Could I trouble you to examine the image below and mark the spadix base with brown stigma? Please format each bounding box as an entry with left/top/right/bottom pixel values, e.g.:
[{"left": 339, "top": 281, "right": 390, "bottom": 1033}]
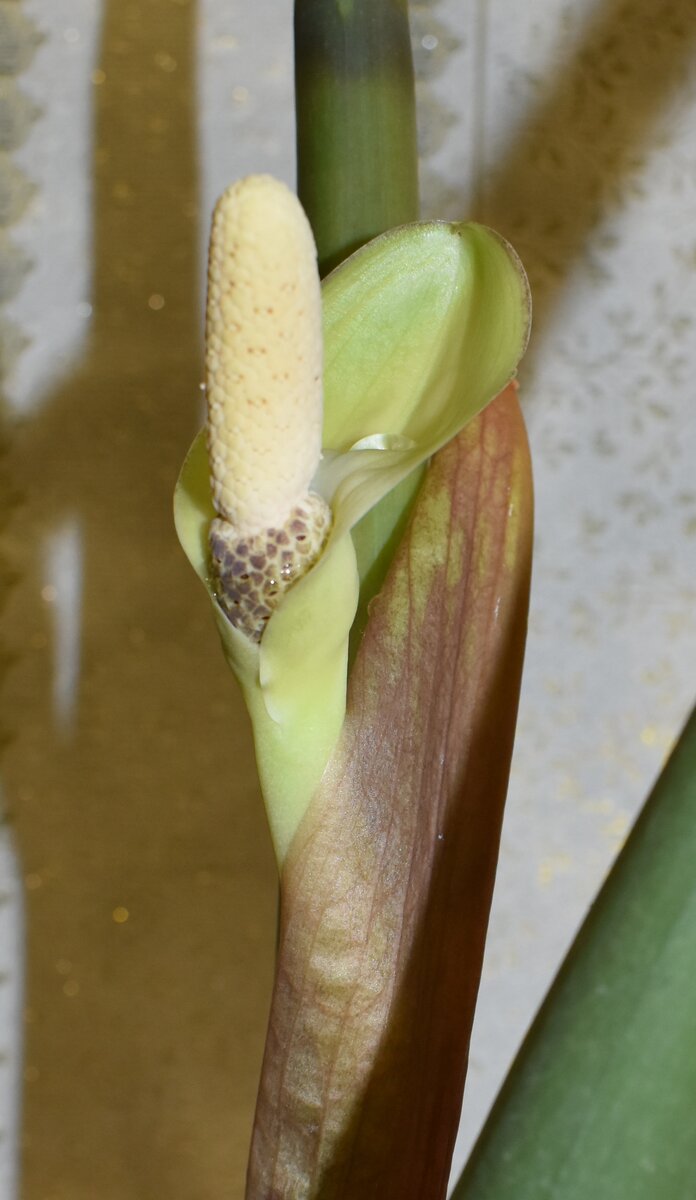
[
  {"left": 209, "top": 494, "right": 331, "bottom": 642},
  {"left": 205, "top": 174, "right": 332, "bottom": 642}
]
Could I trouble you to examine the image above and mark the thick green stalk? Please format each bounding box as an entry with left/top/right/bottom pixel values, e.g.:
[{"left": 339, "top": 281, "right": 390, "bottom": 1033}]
[
  {"left": 294, "top": 0, "right": 419, "bottom": 275},
  {"left": 295, "top": 0, "right": 423, "bottom": 654},
  {"left": 452, "top": 705, "right": 696, "bottom": 1200}
]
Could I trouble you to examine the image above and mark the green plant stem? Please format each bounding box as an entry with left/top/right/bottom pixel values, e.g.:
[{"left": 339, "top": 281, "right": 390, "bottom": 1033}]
[
  {"left": 452, "top": 704, "right": 696, "bottom": 1200},
  {"left": 295, "top": 0, "right": 423, "bottom": 655},
  {"left": 294, "top": 0, "right": 419, "bottom": 276}
]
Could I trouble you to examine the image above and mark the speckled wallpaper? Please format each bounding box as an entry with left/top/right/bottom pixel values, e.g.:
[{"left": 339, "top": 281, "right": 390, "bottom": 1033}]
[{"left": 0, "top": 1, "right": 695, "bottom": 1197}]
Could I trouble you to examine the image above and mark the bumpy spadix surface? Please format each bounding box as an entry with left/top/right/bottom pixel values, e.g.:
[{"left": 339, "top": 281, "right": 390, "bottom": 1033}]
[
  {"left": 205, "top": 176, "right": 332, "bottom": 641},
  {"left": 205, "top": 175, "right": 324, "bottom": 534}
]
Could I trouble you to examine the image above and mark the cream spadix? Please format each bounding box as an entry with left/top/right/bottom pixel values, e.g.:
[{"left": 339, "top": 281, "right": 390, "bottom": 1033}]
[{"left": 205, "top": 175, "right": 332, "bottom": 642}]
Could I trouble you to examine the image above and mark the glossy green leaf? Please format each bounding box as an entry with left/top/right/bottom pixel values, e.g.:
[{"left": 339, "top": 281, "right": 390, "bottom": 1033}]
[{"left": 452, "top": 705, "right": 696, "bottom": 1200}]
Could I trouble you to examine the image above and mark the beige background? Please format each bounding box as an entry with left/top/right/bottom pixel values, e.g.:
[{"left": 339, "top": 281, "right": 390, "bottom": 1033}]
[{"left": 1, "top": 0, "right": 695, "bottom": 1197}]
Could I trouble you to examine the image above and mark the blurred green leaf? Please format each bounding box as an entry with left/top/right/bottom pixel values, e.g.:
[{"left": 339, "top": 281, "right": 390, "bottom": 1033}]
[{"left": 452, "top": 705, "right": 696, "bottom": 1200}]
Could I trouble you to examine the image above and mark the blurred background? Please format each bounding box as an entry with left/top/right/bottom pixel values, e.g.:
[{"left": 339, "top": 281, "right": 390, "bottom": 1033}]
[{"left": 0, "top": 0, "right": 694, "bottom": 1196}]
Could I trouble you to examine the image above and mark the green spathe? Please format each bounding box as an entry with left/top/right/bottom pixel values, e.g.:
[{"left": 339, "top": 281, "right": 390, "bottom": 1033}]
[{"left": 174, "top": 220, "right": 530, "bottom": 863}]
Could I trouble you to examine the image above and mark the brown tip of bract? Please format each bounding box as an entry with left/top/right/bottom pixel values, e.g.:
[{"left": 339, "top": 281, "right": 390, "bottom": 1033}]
[{"left": 245, "top": 387, "right": 533, "bottom": 1199}]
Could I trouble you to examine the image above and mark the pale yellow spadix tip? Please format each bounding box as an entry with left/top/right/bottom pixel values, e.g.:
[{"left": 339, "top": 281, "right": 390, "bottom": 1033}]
[{"left": 205, "top": 175, "right": 323, "bottom": 535}]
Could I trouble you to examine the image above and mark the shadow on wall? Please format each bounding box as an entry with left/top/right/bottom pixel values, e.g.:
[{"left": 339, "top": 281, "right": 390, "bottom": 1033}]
[
  {"left": 486, "top": 0, "right": 696, "bottom": 356},
  {"left": 2, "top": 2, "right": 276, "bottom": 1198},
  {"left": 424, "top": 0, "right": 696, "bottom": 365}
]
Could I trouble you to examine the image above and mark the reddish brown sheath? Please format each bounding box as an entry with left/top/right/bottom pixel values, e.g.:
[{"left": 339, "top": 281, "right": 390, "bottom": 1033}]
[{"left": 247, "top": 384, "right": 533, "bottom": 1200}]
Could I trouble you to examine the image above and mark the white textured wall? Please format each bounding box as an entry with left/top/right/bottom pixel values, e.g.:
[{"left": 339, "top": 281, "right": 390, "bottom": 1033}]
[{"left": 1, "top": 0, "right": 694, "bottom": 1195}]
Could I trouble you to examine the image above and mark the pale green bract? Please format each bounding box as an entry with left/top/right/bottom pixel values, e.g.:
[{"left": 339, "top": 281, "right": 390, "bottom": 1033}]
[{"left": 174, "top": 220, "right": 530, "bottom": 863}]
